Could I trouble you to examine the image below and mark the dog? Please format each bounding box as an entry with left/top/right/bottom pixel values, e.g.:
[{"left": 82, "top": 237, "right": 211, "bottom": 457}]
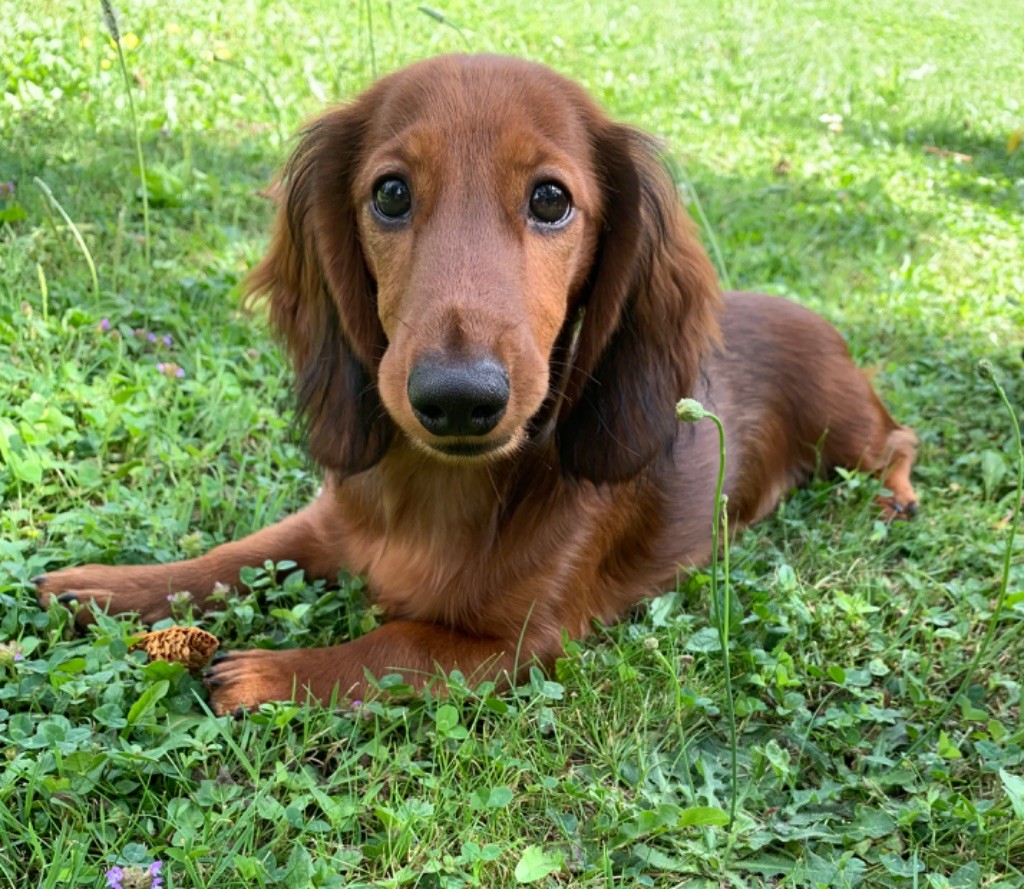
[{"left": 36, "top": 55, "right": 918, "bottom": 715}]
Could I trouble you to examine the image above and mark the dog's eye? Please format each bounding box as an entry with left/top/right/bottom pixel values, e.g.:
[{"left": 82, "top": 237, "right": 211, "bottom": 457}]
[
  {"left": 373, "top": 177, "right": 412, "bottom": 220},
  {"left": 529, "top": 181, "right": 572, "bottom": 226}
]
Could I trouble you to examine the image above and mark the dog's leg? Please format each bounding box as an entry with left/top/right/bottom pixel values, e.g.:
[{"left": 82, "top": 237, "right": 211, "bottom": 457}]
[
  {"left": 203, "top": 620, "right": 554, "bottom": 715},
  {"left": 35, "top": 497, "right": 346, "bottom": 623},
  {"left": 822, "top": 380, "right": 919, "bottom": 520},
  {"left": 866, "top": 423, "right": 919, "bottom": 520}
]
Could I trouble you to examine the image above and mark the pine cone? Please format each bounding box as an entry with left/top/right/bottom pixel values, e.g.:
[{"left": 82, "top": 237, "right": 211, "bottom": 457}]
[{"left": 130, "top": 626, "right": 219, "bottom": 672}]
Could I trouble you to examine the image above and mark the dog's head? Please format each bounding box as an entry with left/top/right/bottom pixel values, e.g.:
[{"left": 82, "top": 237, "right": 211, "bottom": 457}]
[{"left": 246, "top": 54, "right": 720, "bottom": 482}]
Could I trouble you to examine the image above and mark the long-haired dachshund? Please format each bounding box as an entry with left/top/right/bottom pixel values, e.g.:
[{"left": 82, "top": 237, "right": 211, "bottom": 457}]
[{"left": 36, "top": 55, "right": 918, "bottom": 714}]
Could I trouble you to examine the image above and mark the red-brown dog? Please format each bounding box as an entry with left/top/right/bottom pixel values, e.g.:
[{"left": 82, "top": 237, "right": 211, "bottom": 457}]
[{"left": 37, "top": 55, "right": 918, "bottom": 714}]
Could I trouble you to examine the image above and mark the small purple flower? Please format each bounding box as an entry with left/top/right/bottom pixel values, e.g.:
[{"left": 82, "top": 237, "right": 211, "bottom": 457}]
[
  {"left": 156, "top": 362, "right": 186, "bottom": 379},
  {"left": 99, "top": 317, "right": 111, "bottom": 332},
  {"left": 0, "top": 181, "right": 14, "bottom": 199},
  {"left": 0, "top": 641, "right": 24, "bottom": 664},
  {"left": 162, "top": 334, "right": 173, "bottom": 346},
  {"left": 166, "top": 590, "right": 193, "bottom": 611},
  {"left": 147, "top": 332, "right": 157, "bottom": 343},
  {"left": 105, "top": 861, "right": 163, "bottom": 889}
]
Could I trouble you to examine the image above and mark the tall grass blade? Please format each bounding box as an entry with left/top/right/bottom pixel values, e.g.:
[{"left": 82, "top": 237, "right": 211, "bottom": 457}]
[{"left": 32, "top": 177, "right": 99, "bottom": 297}]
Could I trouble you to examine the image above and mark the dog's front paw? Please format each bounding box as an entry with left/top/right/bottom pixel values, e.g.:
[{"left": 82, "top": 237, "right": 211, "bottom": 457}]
[
  {"left": 34, "top": 568, "right": 174, "bottom": 624},
  {"left": 203, "top": 650, "right": 304, "bottom": 716},
  {"left": 876, "top": 493, "right": 920, "bottom": 523},
  {"left": 203, "top": 649, "right": 360, "bottom": 715}
]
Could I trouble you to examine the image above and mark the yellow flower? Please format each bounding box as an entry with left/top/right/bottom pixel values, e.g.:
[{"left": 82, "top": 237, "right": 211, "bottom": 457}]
[
  {"left": 79, "top": 36, "right": 92, "bottom": 48},
  {"left": 166, "top": 23, "right": 181, "bottom": 34},
  {"left": 110, "top": 32, "right": 140, "bottom": 51},
  {"left": 100, "top": 58, "right": 112, "bottom": 69},
  {"left": 214, "top": 41, "right": 232, "bottom": 60}
]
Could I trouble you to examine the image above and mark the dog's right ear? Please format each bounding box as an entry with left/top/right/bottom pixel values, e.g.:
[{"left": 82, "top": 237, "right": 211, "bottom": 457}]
[{"left": 244, "top": 101, "right": 393, "bottom": 476}]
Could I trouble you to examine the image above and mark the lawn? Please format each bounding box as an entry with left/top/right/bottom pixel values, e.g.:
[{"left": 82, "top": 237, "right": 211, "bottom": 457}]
[{"left": 1, "top": 0, "right": 1022, "bottom": 886}]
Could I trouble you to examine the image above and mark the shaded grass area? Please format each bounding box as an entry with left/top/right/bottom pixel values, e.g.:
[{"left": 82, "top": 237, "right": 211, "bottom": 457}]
[{"left": 1, "top": 0, "right": 1022, "bottom": 885}]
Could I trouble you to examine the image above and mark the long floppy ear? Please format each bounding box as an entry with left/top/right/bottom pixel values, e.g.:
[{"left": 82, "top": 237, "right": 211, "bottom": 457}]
[
  {"left": 557, "top": 124, "right": 721, "bottom": 482},
  {"left": 244, "top": 101, "right": 393, "bottom": 476}
]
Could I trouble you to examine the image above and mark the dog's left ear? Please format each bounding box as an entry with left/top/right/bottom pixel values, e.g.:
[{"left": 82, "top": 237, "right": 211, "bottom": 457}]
[
  {"left": 244, "top": 99, "right": 394, "bottom": 477},
  {"left": 557, "top": 124, "right": 721, "bottom": 483}
]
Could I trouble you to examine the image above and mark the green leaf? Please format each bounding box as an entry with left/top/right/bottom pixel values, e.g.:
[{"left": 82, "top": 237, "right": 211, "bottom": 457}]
[
  {"left": 632, "top": 844, "right": 687, "bottom": 872},
  {"left": 684, "top": 626, "right": 721, "bottom": 653},
  {"left": 483, "top": 695, "right": 509, "bottom": 715},
  {"left": 256, "top": 795, "right": 286, "bottom": 821},
  {"left": 0, "top": 204, "right": 27, "bottom": 224},
  {"left": 139, "top": 162, "right": 186, "bottom": 207},
  {"left": 472, "top": 785, "right": 514, "bottom": 809},
  {"left": 514, "top": 845, "right": 560, "bottom": 883},
  {"left": 980, "top": 449, "right": 1007, "bottom": 499},
  {"left": 166, "top": 797, "right": 205, "bottom": 841},
  {"left": 92, "top": 703, "right": 127, "bottom": 729},
  {"left": 647, "top": 592, "right": 680, "bottom": 627},
  {"left": 999, "top": 769, "right": 1024, "bottom": 819},
  {"left": 936, "top": 731, "right": 962, "bottom": 760},
  {"left": 880, "top": 853, "right": 924, "bottom": 877},
  {"left": 529, "top": 667, "right": 564, "bottom": 699},
  {"left": 776, "top": 564, "right": 798, "bottom": 591},
  {"left": 434, "top": 704, "right": 459, "bottom": 734},
  {"left": 949, "top": 861, "right": 981, "bottom": 888},
  {"left": 55, "top": 657, "right": 87, "bottom": 674},
  {"left": 848, "top": 806, "right": 896, "bottom": 840},
  {"left": 959, "top": 697, "right": 987, "bottom": 721},
  {"left": 8, "top": 449, "right": 43, "bottom": 484},
  {"left": 283, "top": 845, "right": 313, "bottom": 888},
  {"left": 126, "top": 680, "right": 169, "bottom": 725},
  {"left": 678, "top": 806, "right": 730, "bottom": 827}
]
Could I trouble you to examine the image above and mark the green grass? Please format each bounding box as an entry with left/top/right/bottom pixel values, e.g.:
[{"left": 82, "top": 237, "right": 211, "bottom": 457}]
[{"left": 2, "top": 0, "right": 1023, "bottom": 885}]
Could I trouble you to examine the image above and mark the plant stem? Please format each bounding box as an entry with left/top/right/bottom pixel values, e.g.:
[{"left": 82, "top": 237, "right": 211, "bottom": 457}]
[
  {"left": 110, "top": 29, "right": 152, "bottom": 273},
  {"left": 706, "top": 412, "right": 738, "bottom": 833},
  {"left": 676, "top": 398, "right": 739, "bottom": 835}
]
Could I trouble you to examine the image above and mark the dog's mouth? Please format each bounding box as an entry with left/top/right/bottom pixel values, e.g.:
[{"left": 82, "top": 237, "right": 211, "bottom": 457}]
[
  {"left": 433, "top": 441, "right": 502, "bottom": 458},
  {"left": 410, "top": 430, "right": 524, "bottom": 464}
]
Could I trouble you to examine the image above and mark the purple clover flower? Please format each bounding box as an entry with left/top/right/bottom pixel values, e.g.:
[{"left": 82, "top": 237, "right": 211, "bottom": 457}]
[
  {"left": 106, "top": 861, "right": 163, "bottom": 889},
  {"left": 0, "top": 641, "right": 24, "bottom": 664},
  {"left": 162, "top": 334, "right": 173, "bottom": 346},
  {"left": 99, "top": 318, "right": 111, "bottom": 332},
  {"left": 146, "top": 332, "right": 157, "bottom": 343},
  {"left": 166, "top": 590, "right": 193, "bottom": 609},
  {"left": 156, "top": 363, "right": 186, "bottom": 379}
]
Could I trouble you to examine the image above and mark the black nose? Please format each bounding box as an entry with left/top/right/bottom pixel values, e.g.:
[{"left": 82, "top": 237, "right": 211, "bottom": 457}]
[{"left": 407, "top": 357, "right": 509, "bottom": 437}]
